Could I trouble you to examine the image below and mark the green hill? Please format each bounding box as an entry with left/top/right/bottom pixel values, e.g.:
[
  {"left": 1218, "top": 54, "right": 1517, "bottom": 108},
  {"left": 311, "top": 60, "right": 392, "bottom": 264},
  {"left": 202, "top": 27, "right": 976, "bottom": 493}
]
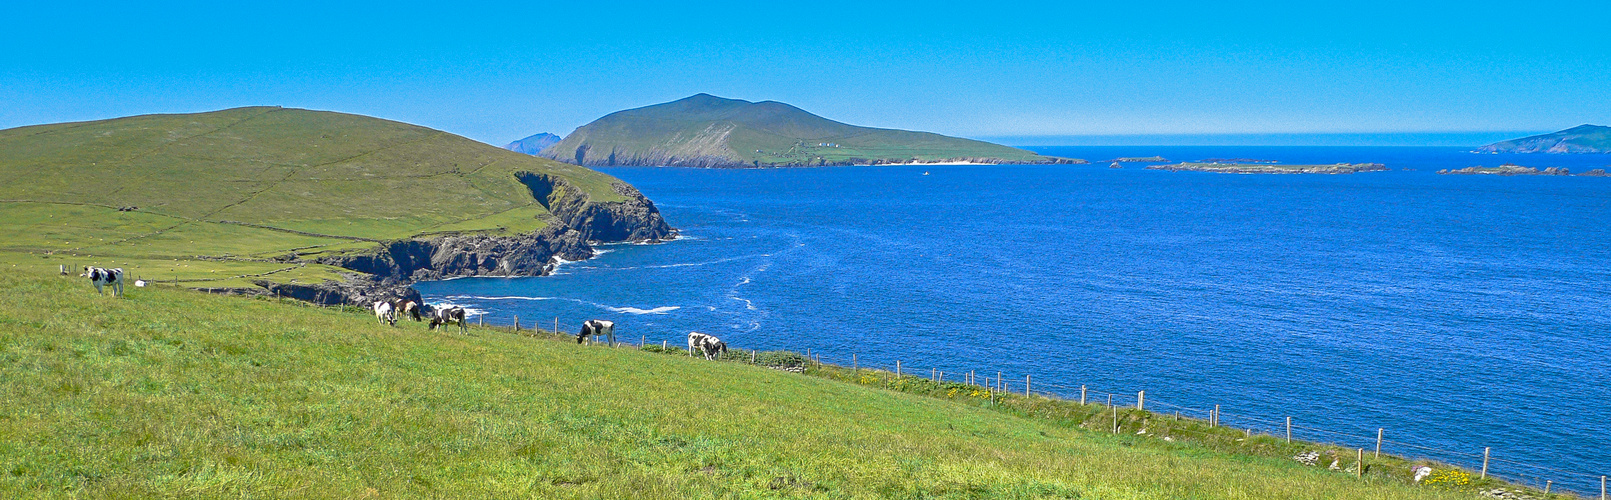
[
  {"left": 0, "top": 272, "right": 1507, "bottom": 498},
  {"left": 540, "top": 94, "right": 1079, "bottom": 167},
  {"left": 1477, "top": 125, "right": 1611, "bottom": 153},
  {"left": 0, "top": 107, "right": 671, "bottom": 301}
]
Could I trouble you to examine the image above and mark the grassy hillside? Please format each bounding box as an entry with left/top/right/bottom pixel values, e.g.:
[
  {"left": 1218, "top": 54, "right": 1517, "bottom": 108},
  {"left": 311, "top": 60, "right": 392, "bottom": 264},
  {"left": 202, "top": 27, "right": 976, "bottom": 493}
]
[
  {"left": 542, "top": 94, "right": 1058, "bottom": 167},
  {"left": 0, "top": 271, "right": 1506, "bottom": 499},
  {"left": 0, "top": 107, "right": 633, "bottom": 289},
  {"left": 1478, "top": 125, "right": 1611, "bottom": 153}
]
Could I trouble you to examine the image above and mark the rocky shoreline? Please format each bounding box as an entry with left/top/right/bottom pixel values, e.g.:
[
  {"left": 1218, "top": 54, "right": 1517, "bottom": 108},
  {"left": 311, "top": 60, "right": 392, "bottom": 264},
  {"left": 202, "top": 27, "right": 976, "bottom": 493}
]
[{"left": 205, "top": 173, "right": 675, "bottom": 306}]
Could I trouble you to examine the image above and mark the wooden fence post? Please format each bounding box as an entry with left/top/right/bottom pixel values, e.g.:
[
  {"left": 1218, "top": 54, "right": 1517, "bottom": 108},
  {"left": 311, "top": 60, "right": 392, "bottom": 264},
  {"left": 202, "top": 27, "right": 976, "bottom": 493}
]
[
  {"left": 931, "top": 368, "right": 936, "bottom": 381},
  {"left": 1480, "top": 447, "right": 1489, "bottom": 479},
  {"left": 554, "top": 317, "right": 558, "bottom": 335},
  {"left": 662, "top": 340, "right": 667, "bottom": 351},
  {"left": 1356, "top": 449, "right": 1363, "bottom": 478},
  {"left": 1213, "top": 405, "right": 1220, "bottom": 427},
  {"left": 1136, "top": 391, "right": 1144, "bottom": 410},
  {"left": 896, "top": 361, "right": 902, "bottom": 377},
  {"left": 640, "top": 335, "right": 645, "bottom": 347},
  {"left": 1285, "top": 417, "right": 1292, "bottom": 443},
  {"left": 1544, "top": 480, "right": 1551, "bottom": 495},
  {"left": 1601, "top": 475, "right": 1606, "bottom": 500},
  {"left": 752, "top": 351, "right": 756, "bottom": 364},
  {"left": 1112, "top": 405, "right": 1119, "bottom": 434},
  {"left": 1025, "top": 375, "right": 1031, "bottom": 396},
  {"left": 1080, "top": 385, "right": 1087, "bottom": 405},
  {"left": 853, "top": 353, "right": 858, "bottom": 371},
  {"left": 997, "top": 372, "right": 1002, "bottom": 392},
  {"left": 1375, "top": 428, "right": 1383, "bottom": 458}
]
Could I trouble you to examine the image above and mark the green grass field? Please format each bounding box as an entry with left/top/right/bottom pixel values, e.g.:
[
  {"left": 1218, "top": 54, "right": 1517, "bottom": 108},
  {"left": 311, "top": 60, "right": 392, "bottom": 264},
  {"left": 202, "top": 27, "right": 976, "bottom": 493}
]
[
  {"left": 0, "top": 272, "right": 1529, "bottom": 499},
  {"left": 0, "top": 107, "right": 631, "bottom": 289}
]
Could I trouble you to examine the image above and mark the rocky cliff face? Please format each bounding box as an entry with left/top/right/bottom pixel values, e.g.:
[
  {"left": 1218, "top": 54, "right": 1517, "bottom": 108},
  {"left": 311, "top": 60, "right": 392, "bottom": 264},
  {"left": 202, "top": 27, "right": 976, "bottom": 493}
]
[
  {"left": 314, "top": 224, "right": 598, "bottom": 284},
  {"left": 517, "top": 172, "right": 674, "bottom": 242},
  {"left": 293, "top": 173, "right": 674, "bottom": 305}
]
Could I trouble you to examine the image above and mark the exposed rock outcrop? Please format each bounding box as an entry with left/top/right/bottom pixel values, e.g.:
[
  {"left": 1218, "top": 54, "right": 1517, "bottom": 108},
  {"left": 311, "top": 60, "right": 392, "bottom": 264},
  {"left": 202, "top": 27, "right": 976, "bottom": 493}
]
[
  {"left": 314, "top": 224, "right": 597, "bottom": 284},
  {"left": 1436, "top": 164, "right": 1571, "bottom": 176},
  {"left": 1149, "top": 163, "right": 1387, "bottom": 174},
  {"left": 250, "top": 275, "right": 424, "bottom": 307}
]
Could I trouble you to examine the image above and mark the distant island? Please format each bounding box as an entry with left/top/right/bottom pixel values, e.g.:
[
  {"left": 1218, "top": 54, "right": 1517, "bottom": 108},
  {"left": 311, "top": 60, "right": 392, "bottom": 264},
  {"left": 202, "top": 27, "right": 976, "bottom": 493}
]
[
  {"left": 1105, "top": 156, "right": 1167, "bottom": 162},
  {"left": 1437, "top": 164, "right": 1609, "bottom": 177},
  {"left": 504, "top": 132, "right": 562, "bottom": 155},
  {"left": 539, "top": 93, "right": 1085, "bottom": 168},
  {"left": 1147, "top": 162, "right": 1387, "bottom": 174},
  {"left": 1477, "top": 125, "right": 1611, "bottom": 153}
]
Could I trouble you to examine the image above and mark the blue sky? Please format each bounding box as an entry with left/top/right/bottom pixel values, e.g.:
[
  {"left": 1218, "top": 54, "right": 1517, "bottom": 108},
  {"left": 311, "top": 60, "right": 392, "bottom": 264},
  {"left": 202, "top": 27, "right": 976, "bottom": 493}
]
[{"left": 3, "top": 1, "right": 1607, "bottom": 145}]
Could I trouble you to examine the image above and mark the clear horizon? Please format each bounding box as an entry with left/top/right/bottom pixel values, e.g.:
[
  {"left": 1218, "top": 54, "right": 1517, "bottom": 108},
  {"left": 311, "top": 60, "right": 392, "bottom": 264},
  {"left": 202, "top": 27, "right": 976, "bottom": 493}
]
[{"left": 3, "top": 1, "right": 1608, "bottom": 145}]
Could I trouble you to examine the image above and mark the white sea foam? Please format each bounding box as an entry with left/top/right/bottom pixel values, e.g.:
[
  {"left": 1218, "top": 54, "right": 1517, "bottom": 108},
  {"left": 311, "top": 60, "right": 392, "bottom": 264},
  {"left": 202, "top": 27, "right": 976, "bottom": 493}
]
[
  {"left": 642, "top": 254, "right": 766, "bottom": 269},
  {"left": 605, "top": 305, "right": 681, "bottom": 315},
  {"left": 426, "top": 300, "right": 488, "bottom": 317},
  {"left": 451, "top": 295, "right": 557, "bottom": 302}
]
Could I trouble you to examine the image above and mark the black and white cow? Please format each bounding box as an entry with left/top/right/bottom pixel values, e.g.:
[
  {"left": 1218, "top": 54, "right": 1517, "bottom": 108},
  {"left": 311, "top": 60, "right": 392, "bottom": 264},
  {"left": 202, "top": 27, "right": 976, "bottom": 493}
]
[
  {"left": 82, "top": 266, "right": 125, "bottom": 297},
  {"left": 372, "top": 300, "right": 396, "bottom": 326},
  {"left": 687, "top": 332, "right": 727, "bottom": 360},
  {"left": 576, "top": 319, "right": 616, "bottom": 345},
  {"left": 426, "top": 305, "right": 468, "bottom": 334}
]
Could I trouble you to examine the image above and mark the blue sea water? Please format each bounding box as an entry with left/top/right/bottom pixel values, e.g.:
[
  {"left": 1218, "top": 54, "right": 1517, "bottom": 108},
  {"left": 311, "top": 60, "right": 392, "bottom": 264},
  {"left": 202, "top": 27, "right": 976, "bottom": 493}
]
[{"left": 416, "top": 146, "right": 1611, "bottom": 492}]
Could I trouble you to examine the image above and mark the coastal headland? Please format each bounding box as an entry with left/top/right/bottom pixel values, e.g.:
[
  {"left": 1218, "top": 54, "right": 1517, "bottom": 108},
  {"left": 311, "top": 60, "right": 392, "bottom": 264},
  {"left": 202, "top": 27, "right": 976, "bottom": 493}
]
[
  {"left": 1478, "top": 125, "right": 1611, "bottom": 154},
  {"left": 536, "top": 93, "right": 1084, "bottom": 168},
  {"left": 0, "top": 107, "right": 673, "bottom": 305},
  {"left": 1437, "top": 164, "right": 1610, "bottom": 176}
]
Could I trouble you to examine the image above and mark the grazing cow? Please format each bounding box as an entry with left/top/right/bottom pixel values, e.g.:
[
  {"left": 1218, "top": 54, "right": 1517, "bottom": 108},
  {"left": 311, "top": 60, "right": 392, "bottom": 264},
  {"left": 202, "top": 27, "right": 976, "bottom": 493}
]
[
  {"left": 427, "top": 305, "right": 468, "bottom": 334},
  {"left": 576, "top": 319, "right": 616, "bottom": 345},
  {"left": 687, "top": 332, "right": 728, "bottom": 360},
  {"left": 394, "top": 299, "right": 423, "bottom": 322},
  {"left": 373, "top": 300, "right": 396, "bottom": 326},
  {"left": 82, "top": 266, "right": 125, "bottom": 297}
]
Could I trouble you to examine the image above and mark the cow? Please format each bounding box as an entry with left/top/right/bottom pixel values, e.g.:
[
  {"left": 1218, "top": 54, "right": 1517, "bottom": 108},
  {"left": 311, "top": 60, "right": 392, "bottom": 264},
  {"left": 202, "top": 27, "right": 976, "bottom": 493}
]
[
  {"left": 373, "top": 300, "right": 396, "bottom": 326},
  {"left": 427, "top": 305, "right": 468, "bottom": 334},
  {"left": 394, "top": 299, "right": 423, "bottom": 322},
  {"left": 82, "top": 266, "right": 125, "bottom": 297},
  {"left": 576, "top": 319, "right": 616, "bottom": 345},
  {"left": 687, "top": 332, "right": 727, "bottom": 360}
]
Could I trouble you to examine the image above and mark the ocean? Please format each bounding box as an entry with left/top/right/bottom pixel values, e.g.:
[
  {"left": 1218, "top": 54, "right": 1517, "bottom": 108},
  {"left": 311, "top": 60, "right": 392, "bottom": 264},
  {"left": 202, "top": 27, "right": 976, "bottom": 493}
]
[{"left": 415, "top": 146, "right": 1611, "bottom": 492}]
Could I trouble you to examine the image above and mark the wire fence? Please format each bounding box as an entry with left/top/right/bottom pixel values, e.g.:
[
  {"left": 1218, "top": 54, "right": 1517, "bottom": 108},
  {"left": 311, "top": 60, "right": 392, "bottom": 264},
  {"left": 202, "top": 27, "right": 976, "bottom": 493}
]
[
  {"left": 414, "top": 315, "right": 1611, "bottom": 498},
  {"left": 788, "top": 349, "right": 1610, "bottom": 497}
]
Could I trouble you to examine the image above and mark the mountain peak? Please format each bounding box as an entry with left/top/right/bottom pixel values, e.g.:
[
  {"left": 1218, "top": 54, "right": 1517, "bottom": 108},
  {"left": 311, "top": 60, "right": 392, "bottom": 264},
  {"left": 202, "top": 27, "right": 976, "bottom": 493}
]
[{"left": 503, "top": 132, "right": 562, "bottom": 156}]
